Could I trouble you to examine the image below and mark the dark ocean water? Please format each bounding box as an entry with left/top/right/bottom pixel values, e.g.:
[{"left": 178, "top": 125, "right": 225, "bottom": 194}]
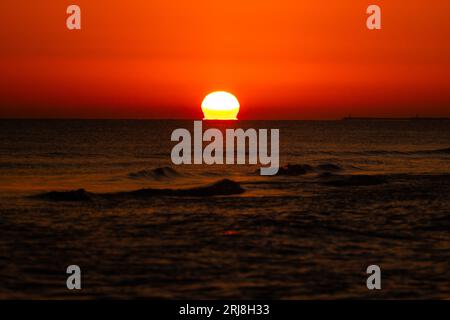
[{"left": 0, "top": 119, "right": 450, "bottom": 299}]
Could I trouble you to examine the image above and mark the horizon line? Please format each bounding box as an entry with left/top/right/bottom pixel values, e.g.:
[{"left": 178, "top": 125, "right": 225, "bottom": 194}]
[{"left": 1, "top": 117, "right": 450, "bottom": 121}]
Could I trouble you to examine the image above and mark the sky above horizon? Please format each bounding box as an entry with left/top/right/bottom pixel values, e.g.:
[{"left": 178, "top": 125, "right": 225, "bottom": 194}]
[{"left": 0, "top": 0, "right": 449, "bottom": 119}]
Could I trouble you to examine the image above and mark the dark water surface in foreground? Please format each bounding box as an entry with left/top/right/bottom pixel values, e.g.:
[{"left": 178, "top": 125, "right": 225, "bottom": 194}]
[{"left": 0, "top": 120, "right": 449, "bottom": 299}]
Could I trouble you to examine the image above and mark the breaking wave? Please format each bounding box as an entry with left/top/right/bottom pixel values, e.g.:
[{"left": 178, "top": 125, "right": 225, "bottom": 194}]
[
  {"left": 31, "top": 179, "right": 245, "bottom": 202},
  {"left": 270, "top": 163, "right": 343, "bottom": 176},
  {"left": 128, "top": 166, "right": 181, "bottom": 180}
]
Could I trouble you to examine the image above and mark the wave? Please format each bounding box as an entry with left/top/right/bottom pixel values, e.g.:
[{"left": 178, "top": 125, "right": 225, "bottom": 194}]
[
  {"left": 285, "top": 147, "right": 450, "bottom": 157},
  {"left": 319, "top": 173, "right": 387, "bottom": 187},
  {"left": 273, "top": 163, "right": 343, "bottom": 176},
  {"left": 360, "top": 147, "right": 450, "bottom": 156},
  {"left": 261, "top": 162, "right": 386, "bottom": 186},
  {"left": 39, "top": 152, "right": 104, "bottom": 158},
  {"left": 128, "top": 166, "right": 181, "bottom": 180},
  {"left": 317, "top": 172, "right": 450, "bottom": 187},
  {"left": 415, "top": 147, "right": 450, "bottom": 155},
  {"left": 257, "top": 161, "right": 391, "bottom": 187},
  {"left": 31, "top": 179, "right": 245, "bottom": 202},
  {"left": 315, "top": 163, "right": 343, "bottom": 172},
  {"left": 276, "top": 164, "right": 314, "bottom": 176}
]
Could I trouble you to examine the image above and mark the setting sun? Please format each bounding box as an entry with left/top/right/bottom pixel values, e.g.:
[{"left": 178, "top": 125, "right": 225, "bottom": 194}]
[{"left": 201, "top": 91, "right": 240, "bottom": 120}]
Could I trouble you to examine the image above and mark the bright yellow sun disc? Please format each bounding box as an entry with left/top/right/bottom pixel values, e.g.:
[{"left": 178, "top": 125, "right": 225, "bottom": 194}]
[{"left": 201, "top": 91, "right": 240, "bottom": 120}]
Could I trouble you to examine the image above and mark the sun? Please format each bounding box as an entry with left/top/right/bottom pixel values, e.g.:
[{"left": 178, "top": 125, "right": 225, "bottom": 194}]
[{"left": 201, "top": 91, "right": 240, "bottom": 120}]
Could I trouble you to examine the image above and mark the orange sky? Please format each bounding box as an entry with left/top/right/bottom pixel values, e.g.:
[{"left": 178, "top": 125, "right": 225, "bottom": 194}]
[{"left": 0, "top": 0, "right": 449, "bottom": 119}]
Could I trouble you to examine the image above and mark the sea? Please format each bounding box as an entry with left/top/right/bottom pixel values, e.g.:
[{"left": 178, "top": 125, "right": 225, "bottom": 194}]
[{"left": 0, "top": 119, "right": 449, "bottom": 299}]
